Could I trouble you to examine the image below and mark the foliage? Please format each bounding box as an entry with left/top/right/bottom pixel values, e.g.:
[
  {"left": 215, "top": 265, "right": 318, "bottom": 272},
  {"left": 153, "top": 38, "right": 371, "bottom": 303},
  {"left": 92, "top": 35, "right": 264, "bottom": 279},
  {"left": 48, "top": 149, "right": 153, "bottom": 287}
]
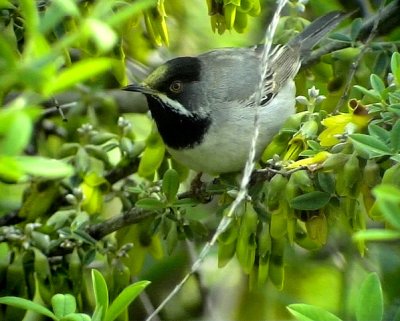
[
  {"left": 1, "top": 0, "right": 400, "bottom": 320},
  {"left": 288, "top": 272, "right": 384, "bottom": 321},
  {"left": 0, "top": 269, "right": 149, "bottom": 321}
]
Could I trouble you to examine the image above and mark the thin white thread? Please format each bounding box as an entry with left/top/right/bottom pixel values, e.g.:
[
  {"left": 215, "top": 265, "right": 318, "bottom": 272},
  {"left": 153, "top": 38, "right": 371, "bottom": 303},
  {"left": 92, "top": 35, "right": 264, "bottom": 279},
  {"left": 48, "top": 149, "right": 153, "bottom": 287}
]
[{"left": 145, "top": 2, "right": 288, "bottom": 320}]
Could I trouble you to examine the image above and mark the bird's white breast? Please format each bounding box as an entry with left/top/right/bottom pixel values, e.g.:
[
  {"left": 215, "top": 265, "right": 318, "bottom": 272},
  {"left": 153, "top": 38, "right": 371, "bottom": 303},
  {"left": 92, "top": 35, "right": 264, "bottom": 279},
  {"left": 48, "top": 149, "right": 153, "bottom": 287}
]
[{"left": 168, "top": 81, "right": 296, "bottom": 174}]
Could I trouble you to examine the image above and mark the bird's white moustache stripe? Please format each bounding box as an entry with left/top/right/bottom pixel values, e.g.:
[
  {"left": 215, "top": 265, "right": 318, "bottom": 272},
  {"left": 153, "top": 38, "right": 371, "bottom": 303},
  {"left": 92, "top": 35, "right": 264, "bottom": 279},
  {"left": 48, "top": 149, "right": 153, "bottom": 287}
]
[{"left": 157, "top": 94, "right": 192, "bottom": 116}]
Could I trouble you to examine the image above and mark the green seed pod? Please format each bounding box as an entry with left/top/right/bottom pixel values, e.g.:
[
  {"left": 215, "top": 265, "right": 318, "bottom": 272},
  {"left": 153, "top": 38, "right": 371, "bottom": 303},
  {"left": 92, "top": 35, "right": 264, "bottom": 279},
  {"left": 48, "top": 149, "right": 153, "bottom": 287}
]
[
  {"left": 234, "top": 11, "right": 248, "bottom": 33},
  {"left": 305, "top": 213, "right": 327, "bottom": 246},
  {"left": 382, "top": 162, "right": 400, "bottom": 186},
  {"left": 236, "top": 202, "right": 258, "bottom": 273},
  {"left": 266, "top": 174, "right": 288, "bottom": 211},
  {"left": 269, "top": 238, "right": 285, "bottom": 290},
  {"left": 218, "top": 240, "right": 237, "bottom": 268},
  {"left": 270, "top": 207, "right": 288, "bottom": 239},
  {"left": 343, "top": 153, "right": 361, "bottom": 197},
  {"left": 238, "top": 0, "right": 254, "bottom": 12},
  {"left": 218, "top": 217, "right": 239, "bottom": 244},
  {"left": 224, "top": 3, "right": 236, "bottom": 30},
  {"left": 261, "top": 132, "right": 292, "bottom": 162},
  {"left": 321, "top": 153, "right": 350, "bottom": 171},
  {"left": 363, "top": 160, "right": 381, "bottom": 188},
  {"left": 290, "top": 170, "right": 313, "bottom": 193},
  {"left": 257, "top": 222, "right": 271, "bottom": 256},
  {"left": 248, "top": 0, "right": 260, "bottom": 16}
]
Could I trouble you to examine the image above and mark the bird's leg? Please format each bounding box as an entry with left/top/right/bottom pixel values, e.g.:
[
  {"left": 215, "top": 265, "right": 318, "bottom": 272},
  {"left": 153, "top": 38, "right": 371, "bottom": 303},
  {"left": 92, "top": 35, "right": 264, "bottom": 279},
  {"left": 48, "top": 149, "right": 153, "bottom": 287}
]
[{"left": 190, "top": 172, "right": 212, "bottom": 203}]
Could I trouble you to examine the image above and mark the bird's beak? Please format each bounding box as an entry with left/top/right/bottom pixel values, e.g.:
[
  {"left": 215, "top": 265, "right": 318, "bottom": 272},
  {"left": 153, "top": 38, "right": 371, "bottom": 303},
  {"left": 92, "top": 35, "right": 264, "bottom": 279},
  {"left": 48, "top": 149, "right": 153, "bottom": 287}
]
[{"left": 122, "top": 83, "right": 157, "bottom": 95}]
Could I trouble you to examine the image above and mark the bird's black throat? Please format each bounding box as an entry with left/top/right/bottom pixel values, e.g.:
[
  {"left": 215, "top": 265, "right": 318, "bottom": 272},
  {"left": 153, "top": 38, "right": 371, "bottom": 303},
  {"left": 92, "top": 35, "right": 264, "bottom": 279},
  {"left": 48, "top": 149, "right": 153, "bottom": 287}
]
[{"left": 146, "top": 96, "right": 211, "bottom": 150}]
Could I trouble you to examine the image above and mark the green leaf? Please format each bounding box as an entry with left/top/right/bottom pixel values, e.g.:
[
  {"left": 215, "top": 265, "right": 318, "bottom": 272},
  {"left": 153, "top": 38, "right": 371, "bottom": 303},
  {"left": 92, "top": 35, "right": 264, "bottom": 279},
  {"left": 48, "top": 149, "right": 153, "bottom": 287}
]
[
  {"left": 290, "top": 191, "right": 330, "bottom": 210},
  {"left": 20, "top": 0, "right": 39, "bottom": 35},
  {"left": 138, "top": 133, "right": 165, "bottom": 177},
  {"left": 92, "top": 269, "right": 109, "bottom": 321},
  {"left": 60, "top": 313, "right": 92, "bottom": 321},
  {"left": 171, "top": 198, "right": 199, "bottom": 208},
  {"left": 105, "top": 281, "right": 150, "bottom": 321},
  {"left": 44, "top": 58, "right": 112, "bottom": 95},
  {"left": 356, "top": 273, "right": 383, "bottom": 321},
  {"left": 391, "top": 52, "right": 400, "bottom": 86},
  {"left": 15, "top": 156, "right": 74, "bottom": 178},
  {"left": 350, "top": 18, "right": 362, "bottom": 41},
  {"left": 353, "top": 229, "right": 400, "bottom": 242},
  {"left": 162, "top": 168, "right": 180, "bottom": 203},
  {"left": 106, "top": 0, "right": 156, "bottom": 27},
  {"left": 391, "top": 154, "right": 400, "bottom": 162},
  {"left": 350, "top": 134, "right": 392, "bottom": 159},
  {"left": 354, "top": 85, "right": 381, "bottom": 100},
  {"left": 0, "top": 156, "right": 25, "bottom": 182},
  {"left": 52, "top": 294, "right": 77, "bottom": 318},
  {"left": 391, "top": 120, "right": 400, "bottom": 152},
  {"left": 84, "top": 19, "right": 118, "bottom": 53},
  {"left": 373, "top": 184, "right": 400, "bottom": 230},
  {"left": 317, "top": 172, "right": 335, "bottom": 194},
  {"left": 0, "top": 110, "right": 32, "bottom": 156},
  {"left": 39, "top": 0, "right": 80, "bottom": 33},
  {"left": 287, "top": 304, "right": 342, "bottom": 321},
  {"left": 368, "top": 124, "right": 390, "bottom": 144},
  {"left": 135, "top": 198, "right": 165, "bottom": 210},
  {"left": 370, "top": 74, "right": 385, "bottom": 95},
  {"left": 0, "top": 296, "right": 56, "bottom": 320},
  {"left": 329, "top": 32, "right": 352, "bottom": 43}
]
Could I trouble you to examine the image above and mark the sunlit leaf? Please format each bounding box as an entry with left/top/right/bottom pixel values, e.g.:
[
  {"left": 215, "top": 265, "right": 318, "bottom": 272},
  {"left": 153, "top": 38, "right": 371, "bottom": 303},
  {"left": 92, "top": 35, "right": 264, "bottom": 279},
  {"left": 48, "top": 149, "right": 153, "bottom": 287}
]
[
  {"left": 353, "top": 229, "right": 400, "bottom": 241},
  {"left": 15, "top": 156, "right": 74, "bottom": 178},
  {"left": 0, "top": 110, "right": 32, "bottom": 156},
  {"left": 51, "top": 294, "right": 77, "bottom": 318},
  {"left": 0, "top": 297, "right": 56, "bottom": 319},
  {"left": 84, "top": 19, "right": 118, "bottom": 53},
  {"left": 107, "top": 0, "right": 156, "bottom": 27},
  {"left": 356, "top": 273, "right": 383, "bottom": 321},
  {"left": 288, "top": 304, "right": 342, "bottom": 321},
  {"left": 105, "top": 281, "right": 150, "bottom": 321},
  {"left": 92, "top": 269, "right": 109, "bottom": 321},
  {"left": 44, "top": 58, "right": 112, "bottom": 95}
]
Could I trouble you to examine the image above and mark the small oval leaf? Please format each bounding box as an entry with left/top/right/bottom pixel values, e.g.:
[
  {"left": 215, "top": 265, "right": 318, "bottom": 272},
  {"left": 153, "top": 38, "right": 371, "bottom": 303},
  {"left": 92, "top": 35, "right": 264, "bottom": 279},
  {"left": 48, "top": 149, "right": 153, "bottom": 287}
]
[
  {"left": 162, "top": 168, "right": 180, "bottom": 203},
  {"left": 356, "top": 272, "right": 383, "bottom": 321},
  {"left": 290, "top": 191, "right": 331, "bottom": 210}
]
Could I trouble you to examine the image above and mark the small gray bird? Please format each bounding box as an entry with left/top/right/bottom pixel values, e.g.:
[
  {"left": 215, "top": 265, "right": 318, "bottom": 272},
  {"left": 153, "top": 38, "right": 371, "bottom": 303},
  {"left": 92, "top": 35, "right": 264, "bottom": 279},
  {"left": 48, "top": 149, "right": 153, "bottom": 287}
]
[{"left": 124, "top": 12, "right": 347, "bottom": 174}]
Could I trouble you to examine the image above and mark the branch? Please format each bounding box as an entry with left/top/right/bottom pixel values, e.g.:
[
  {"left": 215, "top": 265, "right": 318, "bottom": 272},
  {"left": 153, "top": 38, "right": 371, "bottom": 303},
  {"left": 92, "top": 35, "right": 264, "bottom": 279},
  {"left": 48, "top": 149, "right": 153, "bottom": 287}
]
[
  {"left": 301, "top": 0, "right": 400, "bottom": 69},
  {"left": 87, "top": 207, "right": 156, "bottom": 240}
]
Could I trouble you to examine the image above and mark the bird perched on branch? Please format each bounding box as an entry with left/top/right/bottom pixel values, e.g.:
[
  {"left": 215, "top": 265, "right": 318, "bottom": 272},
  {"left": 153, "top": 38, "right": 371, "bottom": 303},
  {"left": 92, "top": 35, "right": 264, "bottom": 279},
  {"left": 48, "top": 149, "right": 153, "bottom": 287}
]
[{"left": 124, "top": 11, "right": 348, "bottom": 175}]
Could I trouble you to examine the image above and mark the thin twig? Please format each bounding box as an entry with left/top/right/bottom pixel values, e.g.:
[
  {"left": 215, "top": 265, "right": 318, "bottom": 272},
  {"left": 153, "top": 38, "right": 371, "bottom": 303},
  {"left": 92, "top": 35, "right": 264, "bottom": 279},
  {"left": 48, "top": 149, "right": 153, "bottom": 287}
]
[
  {"left": 334, "top": 0, "right": 386, "bottom": 113},
  {"left": 301, "top": 0, "right": 400, "bottom": 69}
]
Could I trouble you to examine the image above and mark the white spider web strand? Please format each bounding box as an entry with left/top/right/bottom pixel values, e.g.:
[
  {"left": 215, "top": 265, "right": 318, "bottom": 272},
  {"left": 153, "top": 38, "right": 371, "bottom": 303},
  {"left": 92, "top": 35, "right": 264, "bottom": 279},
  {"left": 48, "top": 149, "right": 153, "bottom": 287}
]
[{"left": 145, "top": 2, "right": 288, "bottom": 320}]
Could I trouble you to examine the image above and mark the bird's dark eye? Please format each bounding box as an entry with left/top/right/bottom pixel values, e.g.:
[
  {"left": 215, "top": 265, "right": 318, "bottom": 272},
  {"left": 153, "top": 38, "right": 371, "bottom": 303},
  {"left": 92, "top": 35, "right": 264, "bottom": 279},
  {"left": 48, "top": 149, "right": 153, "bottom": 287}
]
[{"left": 169, "top": 80, "right": 183, "bottom": 93}]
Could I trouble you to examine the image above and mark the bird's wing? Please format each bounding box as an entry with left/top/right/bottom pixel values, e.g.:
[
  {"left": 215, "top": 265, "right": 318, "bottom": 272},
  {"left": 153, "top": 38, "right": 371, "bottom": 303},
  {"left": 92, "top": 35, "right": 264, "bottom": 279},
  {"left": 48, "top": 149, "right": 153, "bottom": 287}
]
[{"left": 250, "top": 44, "right": 301, "bottom": 106}]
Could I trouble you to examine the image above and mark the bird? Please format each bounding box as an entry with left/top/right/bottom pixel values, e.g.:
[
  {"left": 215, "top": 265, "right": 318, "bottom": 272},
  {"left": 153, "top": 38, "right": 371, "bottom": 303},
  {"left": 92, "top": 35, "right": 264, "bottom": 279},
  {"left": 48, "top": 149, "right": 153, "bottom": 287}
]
[{"left": 123, "top": 11, "right": 348, "bottom": 175}]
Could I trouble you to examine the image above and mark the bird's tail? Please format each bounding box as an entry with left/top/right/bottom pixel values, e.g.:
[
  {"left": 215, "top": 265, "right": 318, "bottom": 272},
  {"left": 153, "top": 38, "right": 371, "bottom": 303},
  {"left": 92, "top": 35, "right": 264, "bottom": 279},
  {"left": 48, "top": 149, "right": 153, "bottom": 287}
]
[{"left": 288, "top": 11, "right": 349, "bottom": 54}]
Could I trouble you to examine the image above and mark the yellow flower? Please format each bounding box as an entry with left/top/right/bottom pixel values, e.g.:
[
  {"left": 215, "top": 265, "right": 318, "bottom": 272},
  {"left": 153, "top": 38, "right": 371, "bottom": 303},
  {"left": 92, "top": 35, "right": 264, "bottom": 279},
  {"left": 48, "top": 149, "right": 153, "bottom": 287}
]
[
  {"left": 318, "top": 100, "right": 372, "bottom": 147},
  {"left": 283, "top": 134, "right": 307, "bottom": 161},
  {"left": 287, "top": 151, "right": 331, "bottom": 169}
]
